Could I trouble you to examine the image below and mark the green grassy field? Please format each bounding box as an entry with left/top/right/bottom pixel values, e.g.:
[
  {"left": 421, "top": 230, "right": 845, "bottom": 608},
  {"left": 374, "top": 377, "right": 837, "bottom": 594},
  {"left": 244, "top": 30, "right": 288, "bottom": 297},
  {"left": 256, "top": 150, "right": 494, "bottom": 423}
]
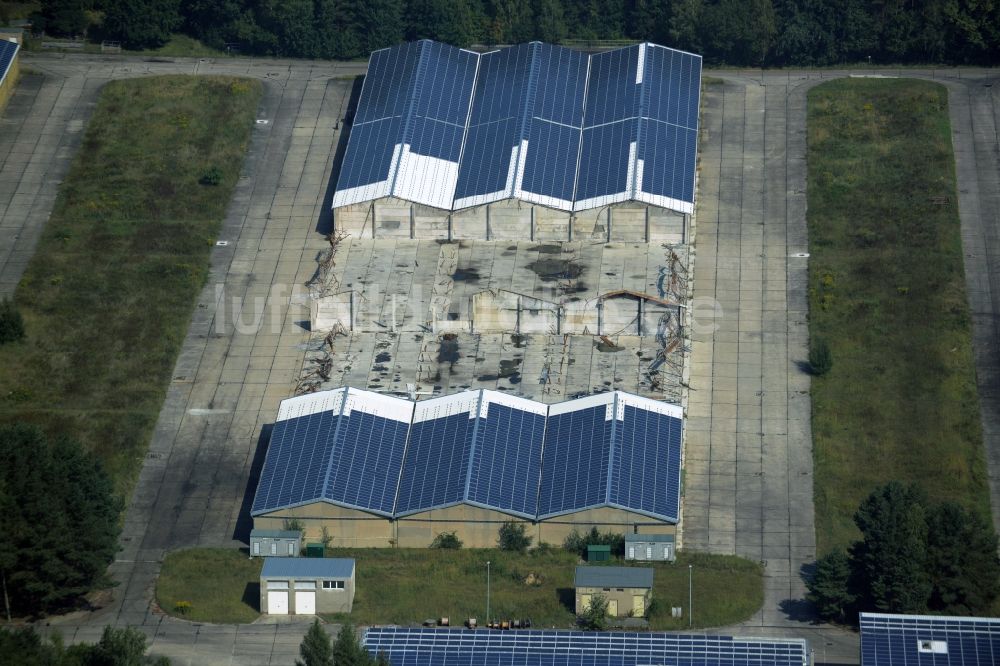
[
  {"left": 155, "top": 547, "right": 762, "bottom": 629},
  {"left": 157, "top": 548, "right": 263, "bottom": 624},
  {"left": 124, "top": 35, "right": 226, "bottom": 58},
  {"left": 0, "top": 75, "right": 261, "bottom": 496},
  {"left": 806, "top": 79, "right": 990, "bottom": 554}
]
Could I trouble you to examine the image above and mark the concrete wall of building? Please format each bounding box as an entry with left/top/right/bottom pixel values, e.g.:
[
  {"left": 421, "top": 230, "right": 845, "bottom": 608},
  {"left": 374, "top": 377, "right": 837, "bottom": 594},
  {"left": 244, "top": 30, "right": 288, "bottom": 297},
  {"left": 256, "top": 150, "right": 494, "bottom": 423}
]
[
  {"left": 259, "top": 576, "right": 355, "bottom": 614},
  {"left": 333, "top": 198, "right": 685, "bottom": 243},
  {"left": 538, "top": 507, "right": 676, "bottom": 546},
  {"left": 396, "top": 504, "right": 530, "bottom": 548},
  {"left": 575, "top": 585, "right": 651, "bottom": 617},
  {"left": 0, "top": 49, "right": 20, "bottom": 114},
  {"left": 254, "top": 503, "right": 394, "bottom": 548},
  {"left": 256, "top": 503, "right": 674, "bottom": 549}
]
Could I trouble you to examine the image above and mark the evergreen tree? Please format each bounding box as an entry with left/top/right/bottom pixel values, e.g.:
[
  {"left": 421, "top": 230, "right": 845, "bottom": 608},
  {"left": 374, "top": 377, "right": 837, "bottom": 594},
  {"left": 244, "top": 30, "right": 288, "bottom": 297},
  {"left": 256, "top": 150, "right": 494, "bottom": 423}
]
[
  {"left": 297, "top": 619, "right": 334, "bottom": 666},
  {"left": 38, "top": 0, "right": 89, "bottom": 37},
  {"left": 852, "top": 482, "right": 931, "bottom": 614},
  {"left": 332, "top": 624, "right": 368, "bottom": 666},
  {"left": 102, "top": 0, "right": 181, "bottom": 49},
  {"left": 357, "top": 0, "right": 405, "bottom": 52},
  {"left": 806, "top": 550, "right": 855, "bottom": 623},
  {"left": 315, "top": 0, "right": 362, "bottom": 59},
  {"left": 0, "top": 424, "right": 122, "bottom": 616},
  {"left": 925, "top": 502, "right": 1000, "bottom": 615},
  {"left": 533, "top": 0, "right": 567, "bottom": 43}
]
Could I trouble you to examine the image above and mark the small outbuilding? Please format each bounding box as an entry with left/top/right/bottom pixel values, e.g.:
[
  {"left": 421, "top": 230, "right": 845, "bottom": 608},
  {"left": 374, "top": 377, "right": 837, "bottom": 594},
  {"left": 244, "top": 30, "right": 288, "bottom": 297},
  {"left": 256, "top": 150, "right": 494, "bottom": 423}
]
[
  {"left": 625, "top": 533, "right": 676, "bottom": 562},
  {"left": 250, "top": 528, "right": 302, "bottom": 558},
  {"left": 574, "top": 566, "right": 653, "bottom": 618},
  {"left": 260, "top": 557, "right": 355, "bottom": 615}
]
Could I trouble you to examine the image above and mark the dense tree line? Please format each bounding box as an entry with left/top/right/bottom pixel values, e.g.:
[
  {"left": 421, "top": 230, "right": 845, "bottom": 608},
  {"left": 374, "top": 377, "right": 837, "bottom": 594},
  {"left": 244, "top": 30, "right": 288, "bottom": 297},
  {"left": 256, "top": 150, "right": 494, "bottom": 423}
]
[
  {"left": 0, "top": 424, "right": 122, "bottom": 618},
  {"left": 0, "top": 625, "right": 169, "bottom": 665},
  {"left": 808, "top": 482, "right": 1000, "bottom": 623},
  {"left": 35, "top": 0, "right": 1000, "bottom": 65}
]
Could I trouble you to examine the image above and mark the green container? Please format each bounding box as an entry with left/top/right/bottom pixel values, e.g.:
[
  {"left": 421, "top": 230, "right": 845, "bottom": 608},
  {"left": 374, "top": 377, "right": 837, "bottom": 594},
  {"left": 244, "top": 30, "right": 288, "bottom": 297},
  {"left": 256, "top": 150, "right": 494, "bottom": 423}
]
[
  {"left": 305, "top": 543, "right": 325, "bottom": 558},
  {"left": 587, "top": 545, "right": 611, "bottom": 562}
]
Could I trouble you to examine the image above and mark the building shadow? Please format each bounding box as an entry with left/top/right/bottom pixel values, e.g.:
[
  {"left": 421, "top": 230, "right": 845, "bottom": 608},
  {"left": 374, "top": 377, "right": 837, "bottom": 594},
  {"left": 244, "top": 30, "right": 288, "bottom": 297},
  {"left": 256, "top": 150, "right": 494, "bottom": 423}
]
[
  {"left": 232, "top": 424, "right": 273, "bottom": 543},
  {"left": 242, "top": 581, "right": 261, "bottom": 613},
  {"left": 557, "top": 587, "right": 576, "bottom": 614},
  {"left": 316, "top": 75, "right": 366, "bottom": 236}
]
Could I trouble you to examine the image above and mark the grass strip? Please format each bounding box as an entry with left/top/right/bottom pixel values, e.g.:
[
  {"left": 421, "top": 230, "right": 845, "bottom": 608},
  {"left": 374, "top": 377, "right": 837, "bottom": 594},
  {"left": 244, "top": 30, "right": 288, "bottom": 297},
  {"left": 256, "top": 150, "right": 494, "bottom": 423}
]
[
  {"left": 807, "top": 79, "right": 989, "bottom": 553},
  {"left": 155, "top": 547, "right": 762, "bottom": 629},
  {"left": 0, "top": 75, "right": 262, "bottom": 496}
]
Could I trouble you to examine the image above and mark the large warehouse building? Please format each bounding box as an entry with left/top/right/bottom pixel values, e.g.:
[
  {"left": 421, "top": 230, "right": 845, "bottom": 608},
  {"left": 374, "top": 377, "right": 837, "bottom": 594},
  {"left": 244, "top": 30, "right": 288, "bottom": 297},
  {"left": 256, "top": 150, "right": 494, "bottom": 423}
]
[
  {"left": 251, "top": 387, "right": 683, "bottom": 548},
  {"left": 331, "top": 39, "right": 701, "bottom": 242}
]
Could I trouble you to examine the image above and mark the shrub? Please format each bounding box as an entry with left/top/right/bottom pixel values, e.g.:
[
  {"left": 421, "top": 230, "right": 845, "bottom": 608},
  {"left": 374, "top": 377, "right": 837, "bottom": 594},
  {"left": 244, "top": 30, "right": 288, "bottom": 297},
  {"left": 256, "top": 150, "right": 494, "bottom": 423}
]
[
  {"left": 809, "top": 337, "right": 833, "bottom": 376},
  {"left": 430, "top": 531, "right": 462, "bottom": 549},
  {"left": 0, "top": 297, "right": 25, "bottom": 344},
  {"left": 199, "top": 166, "right": 223, "bottom": 186},
  {"left": 563, "top": 527, "right": 625, "bottom": 558},
  {"left": 283, "top": 518, "right": 305, "bottom": 533},
  {"left": 174, "top": 600, "right": 192, "bottom": 615},
  {"left": 577, "top": 593, "right": 609, "bottom": 630},
  {"left": 498, "top": 521, "right": 532, "bottom": 553}
]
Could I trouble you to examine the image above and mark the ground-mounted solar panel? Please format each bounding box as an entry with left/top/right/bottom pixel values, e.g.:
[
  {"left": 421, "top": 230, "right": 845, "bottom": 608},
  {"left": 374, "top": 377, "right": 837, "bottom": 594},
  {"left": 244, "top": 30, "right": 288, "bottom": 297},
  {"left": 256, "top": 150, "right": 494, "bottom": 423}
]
[
  {"left": 363, "top": 627, "right": 811, "bottom": 666},
  {"left": 0, "top": 39, "right": 18, "bottom": 89},
  {"left": 861, "top": 613, "right": 1000, "bottom": 666},
  {"left": 538, "top": 393, "right": 616, "bottom": 518},
  {"left": 465, "top": 391, "right": 547, "bottom": 518},
  {"left": 394, "top": 392, "right": 480, "bottom": 515},
  {"left": 324, "top": 389, "right": 413, "bottom": 516},
  {"left": 608, "top": 394, "right": 683, "bottom": 522},
  {"left": 251, "top": 389, "right": 349, "bottom": 515}
]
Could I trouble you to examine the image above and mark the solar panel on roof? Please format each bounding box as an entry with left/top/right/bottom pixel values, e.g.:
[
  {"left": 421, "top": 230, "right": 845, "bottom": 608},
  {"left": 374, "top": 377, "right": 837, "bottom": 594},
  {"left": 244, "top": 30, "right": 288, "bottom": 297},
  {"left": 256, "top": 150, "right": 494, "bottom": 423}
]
[
  {"left": 252, "top": 389, "right": 684, "bottom": 523},
  {"left": 363, "top": 627, "right": 810, "bottom": 666},
  {"left": 861, "top": 613, "right": 1000, "bottom": 666},
  {"left": 465, "top": 396, "right": 546, "bottom": 518},
  {"left": 0, "top": 39, "right": 19, "bottom": 89},
  {"left": 333, "top": 40, "right": 701, "bottom": 215}
]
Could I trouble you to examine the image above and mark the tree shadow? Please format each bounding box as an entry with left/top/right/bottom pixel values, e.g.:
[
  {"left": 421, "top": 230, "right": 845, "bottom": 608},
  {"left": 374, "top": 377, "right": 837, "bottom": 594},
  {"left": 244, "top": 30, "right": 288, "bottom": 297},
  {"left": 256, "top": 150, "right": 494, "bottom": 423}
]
[
  {"left": 316, "top": 75, "right": 365, "bottom": 236},
  {"left": 242, "top": 582, "right": 261, "bottom": 613},
  {"left": 232, "top": 424, "right": 273, "bottom": 543}
]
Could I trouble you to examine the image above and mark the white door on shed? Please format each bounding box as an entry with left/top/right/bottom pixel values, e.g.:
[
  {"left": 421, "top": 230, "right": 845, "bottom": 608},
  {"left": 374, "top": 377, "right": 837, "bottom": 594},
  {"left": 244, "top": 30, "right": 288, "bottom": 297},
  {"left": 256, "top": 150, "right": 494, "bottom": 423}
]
[
  {"left": 295, "top": 591, "right": 316, "bottom": 614},
  {"left": 267, "top": 591, "right": 288, "bottom": 615}
]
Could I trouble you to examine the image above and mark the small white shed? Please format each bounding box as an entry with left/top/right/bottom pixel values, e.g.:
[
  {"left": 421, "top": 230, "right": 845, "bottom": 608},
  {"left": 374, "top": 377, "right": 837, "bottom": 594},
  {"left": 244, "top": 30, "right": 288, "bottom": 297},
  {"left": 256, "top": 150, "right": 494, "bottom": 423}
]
[
  {"left": 250, "top": 528, "right": 301, "bottom": 557},
  {"left": 625, "top": 533, "right": 676, "bottom": 562}
]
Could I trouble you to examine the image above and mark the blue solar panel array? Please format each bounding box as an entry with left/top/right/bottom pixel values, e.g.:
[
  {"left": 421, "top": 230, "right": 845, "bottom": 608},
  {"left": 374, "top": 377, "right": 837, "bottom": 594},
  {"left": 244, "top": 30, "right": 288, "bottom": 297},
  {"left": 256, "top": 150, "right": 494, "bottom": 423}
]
[
  {"left": 251, "top": 410, "right": 341, "bottom": 515},
  {"left": 363, "top": 628, "right": 810, "bottom": 666},
  {"left": 253, "top": 390, "right": 683, "bottom": 523},
  {"left": 466, "top": 404, "right": 546, "bottom": 518},
  {"left": 608, "top": 405, "right": 683, "bottom": 521},
  {"left": 537, "top": 406, "right": 614, "bottom": 518},
  {"left": 326, "top": 409, "right": 410, "bottom": 515},
  {"left": 333, "top": 40, "right": 701, "bottom": 213},
  {"left": 861, "top": 613, "right": 1000, "bottom": 666},
  {"left": 395, "top": 412, "right": 475, "bottom": 515},
  {"left": 0, "top": 39, "right": 18, "bottom": 89}
]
